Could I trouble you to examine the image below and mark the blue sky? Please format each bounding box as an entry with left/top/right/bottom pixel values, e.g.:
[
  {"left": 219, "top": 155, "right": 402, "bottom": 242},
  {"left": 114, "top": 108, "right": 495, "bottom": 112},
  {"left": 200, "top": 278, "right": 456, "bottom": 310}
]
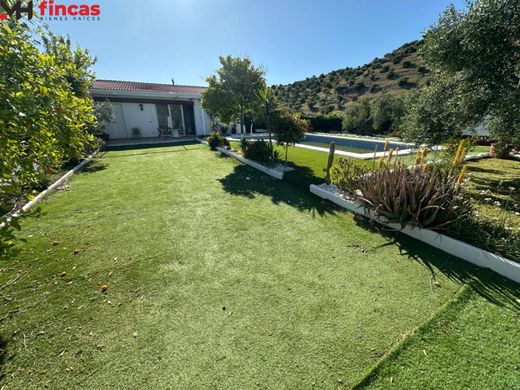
[{"left": 45, "top": 0, "right": 467, "bottom": 86}]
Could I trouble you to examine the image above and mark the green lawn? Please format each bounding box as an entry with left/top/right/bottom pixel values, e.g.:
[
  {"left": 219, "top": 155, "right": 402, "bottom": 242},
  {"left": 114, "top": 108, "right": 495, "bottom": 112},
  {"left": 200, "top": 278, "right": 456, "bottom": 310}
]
[
  {"left": 1, "top": 142, "right": 518, "bottom": 389},
  {"left": 357, "top": 279, "right": 520, "bottom": 389},
  {"left": 466, "top": 157, "right": 520, "bottom": 231},
  {"left": 0, "top": 142, "right": 461, "bottom": 388}
]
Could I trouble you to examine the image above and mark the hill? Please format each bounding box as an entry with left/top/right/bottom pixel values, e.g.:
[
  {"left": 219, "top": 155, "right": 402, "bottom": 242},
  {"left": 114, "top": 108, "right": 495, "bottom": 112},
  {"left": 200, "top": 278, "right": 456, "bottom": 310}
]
[{"left": 271, "top": 40, "right": 429, "bottom": 115}]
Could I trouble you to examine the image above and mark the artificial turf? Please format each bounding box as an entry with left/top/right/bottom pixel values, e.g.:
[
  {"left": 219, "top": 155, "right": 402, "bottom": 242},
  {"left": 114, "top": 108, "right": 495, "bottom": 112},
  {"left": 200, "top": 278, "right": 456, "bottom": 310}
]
[
  {"left": 466, "top": 157, "right": 520, "bottom": 230},
  {"left": 1, "top": 142, "right": 467, "bottom": 388},
  {"left": 356, "top": 276, "right": 520, "bottom": 389}
]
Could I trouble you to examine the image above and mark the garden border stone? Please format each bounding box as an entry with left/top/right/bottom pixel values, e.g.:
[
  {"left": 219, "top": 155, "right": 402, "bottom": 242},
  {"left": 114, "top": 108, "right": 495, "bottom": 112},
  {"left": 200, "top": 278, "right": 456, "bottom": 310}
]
[
  {"left": 310, "top": 183, "right": 520, "bottom": 284},
  {"left": 1, "top": 150, "right": 99, "bottom": 226},
  {"left": 218, "top": 148, "right": 285, "bottom": 179}
]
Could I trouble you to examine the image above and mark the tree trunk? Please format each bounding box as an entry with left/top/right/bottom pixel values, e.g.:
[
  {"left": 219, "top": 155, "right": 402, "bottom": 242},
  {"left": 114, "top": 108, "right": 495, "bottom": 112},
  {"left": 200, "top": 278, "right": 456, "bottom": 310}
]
[
  {"left": 240, "top": 107, "right": 245, "bottom": 136},
  {"left": 284, "top": 144, "right": 288, "bottom": 166},
  {"left": 267, "top": 117, "right": 273, "bottom": 151}
]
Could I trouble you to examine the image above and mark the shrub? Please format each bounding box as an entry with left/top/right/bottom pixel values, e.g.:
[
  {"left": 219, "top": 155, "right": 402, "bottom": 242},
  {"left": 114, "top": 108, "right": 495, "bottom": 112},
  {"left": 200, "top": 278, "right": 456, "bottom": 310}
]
[
  {"left": 0, "top": 20, "right": 95, "bottom": 234},
  {"left": 418, "top": 65, "right": 429, "bottom": 74},
  {"left": 369, "top": 84, "right": 380, "bottom": 93},
  {"left": 207, "top": 131, "right": 224, "bottom": 150},
  {"left": 303, "top": 114, "right": 343, "bottom": 132},
  {"left": 244, "top": 140, "right": 274, "bottom": 163}
]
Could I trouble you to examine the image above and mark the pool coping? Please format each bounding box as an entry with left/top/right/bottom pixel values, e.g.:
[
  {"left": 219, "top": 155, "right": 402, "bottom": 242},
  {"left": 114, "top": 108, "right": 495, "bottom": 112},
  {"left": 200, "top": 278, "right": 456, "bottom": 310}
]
[
  {"left": 294, "top": 142, "right": 416, "bottom": 159},
  {"left": 302, "top": 133, "right": 417, "bottom": 159}
]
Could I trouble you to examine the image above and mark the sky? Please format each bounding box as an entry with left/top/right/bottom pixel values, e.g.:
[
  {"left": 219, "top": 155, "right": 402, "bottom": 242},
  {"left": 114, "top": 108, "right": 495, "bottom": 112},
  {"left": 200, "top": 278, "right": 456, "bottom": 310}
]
[{"left": 43, "top": 0, "right": 468, "bottom": 87}]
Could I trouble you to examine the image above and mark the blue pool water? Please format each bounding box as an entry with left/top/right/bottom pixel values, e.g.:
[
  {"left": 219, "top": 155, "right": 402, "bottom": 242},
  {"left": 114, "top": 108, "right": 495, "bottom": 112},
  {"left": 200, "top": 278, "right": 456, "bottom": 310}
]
[{"left": 304, "top": 134, "right": 406, "bottom": 153}]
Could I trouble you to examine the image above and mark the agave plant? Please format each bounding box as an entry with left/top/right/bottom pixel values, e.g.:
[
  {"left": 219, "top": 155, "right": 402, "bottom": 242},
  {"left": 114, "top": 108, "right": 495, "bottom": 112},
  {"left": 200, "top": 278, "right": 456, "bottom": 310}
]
[{"left": 331, "top": 140, "right": 473, "bottom": 230}]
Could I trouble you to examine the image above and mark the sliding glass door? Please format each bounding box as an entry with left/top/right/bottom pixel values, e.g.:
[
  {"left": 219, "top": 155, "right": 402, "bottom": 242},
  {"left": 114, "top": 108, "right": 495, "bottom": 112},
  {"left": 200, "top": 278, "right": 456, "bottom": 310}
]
[{"left": 155, "top": 103, "right": 195, "bottom": 137}]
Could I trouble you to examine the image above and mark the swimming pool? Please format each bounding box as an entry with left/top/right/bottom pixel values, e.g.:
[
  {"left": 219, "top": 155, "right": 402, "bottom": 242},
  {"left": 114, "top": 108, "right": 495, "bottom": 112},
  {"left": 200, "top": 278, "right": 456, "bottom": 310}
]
[{"left": 303, "top": 134, "right": 410, "bottom": 153}]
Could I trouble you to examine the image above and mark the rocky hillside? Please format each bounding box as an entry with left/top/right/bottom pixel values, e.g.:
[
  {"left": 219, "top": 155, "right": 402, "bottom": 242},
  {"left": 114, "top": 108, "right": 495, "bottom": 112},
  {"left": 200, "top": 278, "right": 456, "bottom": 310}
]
[{"left": 272, "top": 40, "right": 429, "bottom": 115}]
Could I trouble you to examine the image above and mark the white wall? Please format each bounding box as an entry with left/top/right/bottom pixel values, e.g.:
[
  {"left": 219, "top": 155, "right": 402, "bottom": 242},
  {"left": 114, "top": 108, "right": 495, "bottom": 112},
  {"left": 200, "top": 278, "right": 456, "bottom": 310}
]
[
  {"left": 193, "top": 99, "right": 211, "bottom": 136},
  {"left": 105, "top": 100, "right": 209, "bottom": 139},
  {"left": 120, "top": 102, "right": 159, "bottom": 138}
]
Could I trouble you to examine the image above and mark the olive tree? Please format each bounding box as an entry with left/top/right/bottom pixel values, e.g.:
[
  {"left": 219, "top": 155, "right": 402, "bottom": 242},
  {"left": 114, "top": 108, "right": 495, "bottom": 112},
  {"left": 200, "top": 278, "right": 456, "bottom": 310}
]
[{"left": 403, "top": 0, "right": 520, "bottom": 156}]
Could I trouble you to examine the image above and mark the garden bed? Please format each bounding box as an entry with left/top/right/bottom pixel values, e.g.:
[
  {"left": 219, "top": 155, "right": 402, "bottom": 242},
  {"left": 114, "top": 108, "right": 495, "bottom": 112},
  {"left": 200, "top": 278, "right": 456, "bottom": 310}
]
[
  {"left": 217, "top": 147, "right": 293, "bottom": 179},
  {"left": 310, "top": 183, "right": 520, "bottom": 283}
]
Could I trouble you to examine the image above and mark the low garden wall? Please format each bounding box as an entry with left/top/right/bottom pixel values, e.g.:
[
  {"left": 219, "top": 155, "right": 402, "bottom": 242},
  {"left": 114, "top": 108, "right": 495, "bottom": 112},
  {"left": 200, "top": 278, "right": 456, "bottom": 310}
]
[
  {"left": 218, "top": 148, "right": 285, "bottom": 179},
  {"left": 1, "top": 150, "right": 99, "bottom": 227}
]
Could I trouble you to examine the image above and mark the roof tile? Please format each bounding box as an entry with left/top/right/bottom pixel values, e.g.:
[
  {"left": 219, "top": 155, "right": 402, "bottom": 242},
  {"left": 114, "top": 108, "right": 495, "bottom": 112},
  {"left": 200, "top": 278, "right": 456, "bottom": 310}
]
[{"left": 92, "top": 79, "right": 206, "bottom": 95}]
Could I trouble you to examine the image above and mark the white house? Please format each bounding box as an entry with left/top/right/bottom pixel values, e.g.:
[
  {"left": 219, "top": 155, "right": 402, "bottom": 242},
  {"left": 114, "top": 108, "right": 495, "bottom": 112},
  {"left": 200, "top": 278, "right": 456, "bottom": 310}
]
[{"left": 90, "top": 80, "right": 211, "bottom": 140}]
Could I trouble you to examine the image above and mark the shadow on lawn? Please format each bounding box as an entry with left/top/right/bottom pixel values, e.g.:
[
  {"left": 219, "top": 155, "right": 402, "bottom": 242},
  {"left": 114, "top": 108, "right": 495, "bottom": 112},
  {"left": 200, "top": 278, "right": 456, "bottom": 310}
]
[
  {"left": 80, "top": 162, "right": 107, "bottom": 174},
  {"left": 0, "top": 336, "right": 10, "bottom": 381},
  {"left": 102, "top": 141, "right": 204, "bottom": 158},
  {"left": 219, "top": 164, "right": 335, "bottom": 216},
  {"left": 353, "top": 215, "right": 520, "bottom": 312}
]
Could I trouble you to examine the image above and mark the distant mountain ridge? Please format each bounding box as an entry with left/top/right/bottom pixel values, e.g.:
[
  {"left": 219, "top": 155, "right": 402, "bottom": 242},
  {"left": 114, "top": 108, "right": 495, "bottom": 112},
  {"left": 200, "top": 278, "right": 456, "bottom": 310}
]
[{"left": 272, "top": 40, "right": 429, "bottom": 115}]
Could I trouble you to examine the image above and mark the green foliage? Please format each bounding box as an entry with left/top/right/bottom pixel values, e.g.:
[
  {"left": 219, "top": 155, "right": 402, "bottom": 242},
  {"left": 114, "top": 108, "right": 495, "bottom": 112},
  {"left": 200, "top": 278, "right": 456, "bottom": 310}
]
[
  {"left": 0, "top": 21, "right": 95, "bottom": 221},
  {"left": 406, "top": 0, "right": 520, "bottom": 155},
  {"left": 342, "top": 98, "right": 372, "bottom": 134},
  {"left": 243, "top": 140, "right": 277, "bottom": 163},
  {"left": 370, "top": 93, "right": 405, "bottom": 133},
  {"left": 272, "top": 110, "right": 308, "bottom": 164},
  {"left": 202, "top": 56, "right": 266, "bottom": 133},
  {"left": 402, "top": 78, "right": 464, "bottom": 146},
  {"left": 42, "top": 32, "right": 96, "bottom": 99},
  {"left": 88, "top": 100, "right": 115, "bottom": 136},
  {"left": 255, "top": 86, "right": 277, "bottom": 147},
  {"left": 207, "top": 131, "right": 225, "bottom": 150},
  {"left": 331, "top": 157, "right": 472, "bottom": 229},
  {"left": 304, "top": 114, "right": 342, "bottom": 132}
]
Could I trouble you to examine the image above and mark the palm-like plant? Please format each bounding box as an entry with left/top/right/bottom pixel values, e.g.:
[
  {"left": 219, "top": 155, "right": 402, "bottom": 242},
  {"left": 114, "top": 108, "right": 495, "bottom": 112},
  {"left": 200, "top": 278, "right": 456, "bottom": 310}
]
[{"left": 256, "top": 86, "right": 276, "bottom": 150}]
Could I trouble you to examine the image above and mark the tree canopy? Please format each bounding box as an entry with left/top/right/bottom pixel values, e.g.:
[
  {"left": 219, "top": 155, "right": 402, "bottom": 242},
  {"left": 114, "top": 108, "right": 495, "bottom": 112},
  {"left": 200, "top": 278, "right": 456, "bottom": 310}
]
[
  {"left": 0, "top": 21, "right": 96, "bottom": 221},
  {"left": 202, "top": 56, "right": 265, "bottom": 133},
  {"left": 403, "top": 0, "right": 520, "bottom": 155}
]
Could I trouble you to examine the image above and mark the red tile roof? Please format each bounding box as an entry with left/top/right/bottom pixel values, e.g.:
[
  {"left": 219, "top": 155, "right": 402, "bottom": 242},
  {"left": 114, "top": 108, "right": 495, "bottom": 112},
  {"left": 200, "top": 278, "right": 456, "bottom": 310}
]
[{"left": 91, "top": 80, "right": 206, "bottom": 95}]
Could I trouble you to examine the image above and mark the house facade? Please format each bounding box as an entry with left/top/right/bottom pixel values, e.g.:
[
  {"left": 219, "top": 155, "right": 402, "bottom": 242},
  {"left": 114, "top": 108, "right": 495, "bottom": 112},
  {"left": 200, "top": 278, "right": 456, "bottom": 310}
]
[{"left": 90, "top": 80, "right": 211, "bottom": 140}]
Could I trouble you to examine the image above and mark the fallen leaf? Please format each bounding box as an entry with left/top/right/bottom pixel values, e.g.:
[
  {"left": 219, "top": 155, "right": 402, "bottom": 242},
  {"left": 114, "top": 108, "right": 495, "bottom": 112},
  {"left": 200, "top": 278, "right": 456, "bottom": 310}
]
[
  {"left": 52, "top": 241, "right": 60, "bottom": 246},
  {"left": 100, "top": 284, "right": 109, "bottom": 293},
  {"left": 73, "top": 248, "right": 81, "bottom": 255}
]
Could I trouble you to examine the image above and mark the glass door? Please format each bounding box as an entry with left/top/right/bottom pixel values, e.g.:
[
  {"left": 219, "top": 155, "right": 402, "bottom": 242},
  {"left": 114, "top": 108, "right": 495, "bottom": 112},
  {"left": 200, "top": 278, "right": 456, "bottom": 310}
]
[
  {"left": 169, "top": 104, "right": 184, "bottom": 136},
  {"left": 156, "top": 104, "right": 170, "bottom": 133},
  {"left": 182, "top": 104, "right": 196, "bottom": 135}
]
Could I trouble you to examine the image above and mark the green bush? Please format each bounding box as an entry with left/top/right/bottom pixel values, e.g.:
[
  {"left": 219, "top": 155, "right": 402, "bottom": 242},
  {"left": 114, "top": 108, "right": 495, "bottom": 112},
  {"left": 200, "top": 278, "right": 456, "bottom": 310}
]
[
  {"left": 0, "top": 21, "right": 95, "bottom": 235},
  {"left": 244, "top": 140, "right": 274, "bottom": 163},
  {"left": 207, "top": 131, "right": 224, "bottom": 150},
  {"left": 303, "top": 114, "right": 342, "bottom": 132}
]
